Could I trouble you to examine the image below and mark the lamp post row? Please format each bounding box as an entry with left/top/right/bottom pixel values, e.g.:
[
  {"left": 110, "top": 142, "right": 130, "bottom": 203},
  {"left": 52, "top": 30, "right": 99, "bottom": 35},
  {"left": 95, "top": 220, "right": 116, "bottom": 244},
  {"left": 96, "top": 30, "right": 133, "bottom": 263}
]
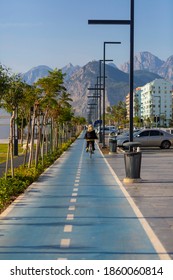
[
  {"left": 102, "top": 42, "right": 121, "bottom": 147},
  {"left": 88, "top": 0, "right": 135, "bottom": 149}
]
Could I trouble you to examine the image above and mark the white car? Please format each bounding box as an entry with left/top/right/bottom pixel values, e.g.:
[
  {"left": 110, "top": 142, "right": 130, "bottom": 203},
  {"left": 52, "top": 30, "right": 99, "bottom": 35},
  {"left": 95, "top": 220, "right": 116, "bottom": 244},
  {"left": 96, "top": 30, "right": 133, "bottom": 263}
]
[
  {"left": 117, "top": 129, "right": 173, "bottom": 149},
  {"left": 97, "top": 126, "right": 117, "bottom": 136}
]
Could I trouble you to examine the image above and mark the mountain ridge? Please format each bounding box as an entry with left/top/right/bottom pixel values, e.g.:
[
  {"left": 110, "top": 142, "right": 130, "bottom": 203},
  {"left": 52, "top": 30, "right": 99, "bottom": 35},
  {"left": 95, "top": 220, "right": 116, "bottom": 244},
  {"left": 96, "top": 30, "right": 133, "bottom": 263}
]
[{"left": 21, "top": 51, "right": 173, "bottom": 117}]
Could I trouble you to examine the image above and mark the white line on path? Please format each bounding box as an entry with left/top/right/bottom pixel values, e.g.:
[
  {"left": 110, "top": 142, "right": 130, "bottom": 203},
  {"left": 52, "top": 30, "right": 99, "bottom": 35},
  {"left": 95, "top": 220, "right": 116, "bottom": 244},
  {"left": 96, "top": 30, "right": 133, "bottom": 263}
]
[
  {"left": 66, "top": 214, "right": 74, "bottom": 220},
  {"left": 72, "top": 193, "right": 78, "bottom": 197},
  {"left": 64, "top": 225, "right": 73, "bottom": 232},
  {"left": 68, "top": 206, "right": 76, "bottom": 211},
  {"left": 60, "top": 239, "right": 71, "bottom": 248},
  {"left": 98, "top": 144, "right": 171, "bottom": 260},
  {"left": 70, "top": 198, "right": 77, "bottom": 203}
]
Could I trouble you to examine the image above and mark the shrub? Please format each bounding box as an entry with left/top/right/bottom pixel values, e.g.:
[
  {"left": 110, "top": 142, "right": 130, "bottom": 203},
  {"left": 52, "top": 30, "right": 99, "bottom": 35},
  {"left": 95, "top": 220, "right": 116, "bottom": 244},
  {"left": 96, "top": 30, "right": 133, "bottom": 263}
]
[{"left": 0, "top": 138, "right": 75, "bottom": 213}]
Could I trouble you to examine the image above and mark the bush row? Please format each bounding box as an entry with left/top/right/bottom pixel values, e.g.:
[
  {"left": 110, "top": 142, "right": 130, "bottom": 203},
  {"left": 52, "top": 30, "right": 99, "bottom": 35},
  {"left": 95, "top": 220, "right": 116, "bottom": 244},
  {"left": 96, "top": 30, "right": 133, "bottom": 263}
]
[{"left": 0, "top": 140, "right": 73, "bottom": 213}]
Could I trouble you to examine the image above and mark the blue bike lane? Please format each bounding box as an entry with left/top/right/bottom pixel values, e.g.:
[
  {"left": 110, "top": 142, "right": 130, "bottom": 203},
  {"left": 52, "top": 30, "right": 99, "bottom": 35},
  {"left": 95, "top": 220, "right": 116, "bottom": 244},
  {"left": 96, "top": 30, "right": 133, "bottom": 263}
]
[{"left": 0, "top": 134, "right": 169, "bottom": 260}]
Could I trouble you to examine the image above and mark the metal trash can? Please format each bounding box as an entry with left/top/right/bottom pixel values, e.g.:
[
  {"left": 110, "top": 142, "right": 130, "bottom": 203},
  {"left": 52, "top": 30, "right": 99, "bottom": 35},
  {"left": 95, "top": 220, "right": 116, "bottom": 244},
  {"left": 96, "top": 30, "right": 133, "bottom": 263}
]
[
  {"left": 109, "top": 138, "right": 117, "bottom": 153},
  {"left": 124, "top": 151, "right": 142, "bottom": 178},
  {"left": 123, "top": 142, "right": 142, "bottom": 182}
]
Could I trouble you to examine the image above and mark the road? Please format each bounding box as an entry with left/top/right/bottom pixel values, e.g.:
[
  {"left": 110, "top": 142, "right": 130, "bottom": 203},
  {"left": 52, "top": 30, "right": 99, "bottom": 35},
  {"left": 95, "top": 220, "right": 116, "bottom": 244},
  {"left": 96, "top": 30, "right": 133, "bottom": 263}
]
[{"left": 0, "top": 133, "right": 170, "bottom": 260}]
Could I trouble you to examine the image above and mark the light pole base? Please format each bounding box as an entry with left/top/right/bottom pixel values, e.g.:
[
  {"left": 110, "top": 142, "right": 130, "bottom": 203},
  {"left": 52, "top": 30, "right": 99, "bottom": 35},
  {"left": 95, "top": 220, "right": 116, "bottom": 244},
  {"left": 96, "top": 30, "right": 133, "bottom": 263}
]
[{"left": 123, "top": 177, "right": 142, "bottom": 184}]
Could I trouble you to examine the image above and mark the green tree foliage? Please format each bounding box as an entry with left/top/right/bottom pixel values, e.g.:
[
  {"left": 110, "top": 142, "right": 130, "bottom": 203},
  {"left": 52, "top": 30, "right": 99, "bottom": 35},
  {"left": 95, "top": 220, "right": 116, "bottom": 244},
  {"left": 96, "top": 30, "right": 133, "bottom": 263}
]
[
  {"left": 0, "top": 65, "right": 11, "bottom": 103},
  {"left": 106, "top": 101, "right": 127, "bottom": 128},
  {"left": 0, "top": 65, "right": 85, "bottom": 173}
]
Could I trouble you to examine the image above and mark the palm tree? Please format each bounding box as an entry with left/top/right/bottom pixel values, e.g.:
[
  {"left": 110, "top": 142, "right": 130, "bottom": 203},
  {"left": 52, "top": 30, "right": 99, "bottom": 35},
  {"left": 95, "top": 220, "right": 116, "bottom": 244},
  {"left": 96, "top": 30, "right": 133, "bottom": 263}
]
[{"left": 2, "top": 74, "right": 25, "bottom": 176}]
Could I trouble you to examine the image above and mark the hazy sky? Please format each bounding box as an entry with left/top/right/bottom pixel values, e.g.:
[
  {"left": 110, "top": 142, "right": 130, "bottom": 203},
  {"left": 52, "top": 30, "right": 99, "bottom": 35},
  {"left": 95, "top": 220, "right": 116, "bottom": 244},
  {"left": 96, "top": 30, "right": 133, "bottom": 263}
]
[{"left": 0, "top": 0, "right": 172, "bottom": 73}]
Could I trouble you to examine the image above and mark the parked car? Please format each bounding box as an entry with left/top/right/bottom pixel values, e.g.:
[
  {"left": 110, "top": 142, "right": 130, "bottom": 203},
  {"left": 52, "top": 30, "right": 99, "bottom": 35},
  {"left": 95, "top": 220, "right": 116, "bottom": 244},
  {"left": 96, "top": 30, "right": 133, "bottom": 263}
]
[
  {"left": 97, "top": 126, "right": 117, "bottom": 136},
  {"left": 117, "top": 129, "right": 173, "bottom": 149},
  {"left": 116, "top": 129, "right": 140, "bottom": 139}
]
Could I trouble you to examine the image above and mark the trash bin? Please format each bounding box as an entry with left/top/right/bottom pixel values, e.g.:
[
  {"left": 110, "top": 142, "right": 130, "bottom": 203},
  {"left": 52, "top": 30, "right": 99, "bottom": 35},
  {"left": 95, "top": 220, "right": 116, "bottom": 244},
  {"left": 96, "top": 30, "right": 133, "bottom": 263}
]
[
  {"left": 109, "top": 138, "right": 117, "bottom": 153},
  {"left": 123, "top": 142, "right": 142, "bottom": 182}
]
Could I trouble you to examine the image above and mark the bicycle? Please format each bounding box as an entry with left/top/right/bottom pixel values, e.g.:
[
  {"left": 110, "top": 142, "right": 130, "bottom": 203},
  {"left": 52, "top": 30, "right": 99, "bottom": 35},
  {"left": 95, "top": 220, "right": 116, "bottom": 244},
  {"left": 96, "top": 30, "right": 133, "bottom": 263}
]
[{"left": 88, "top": 141, "right": 94, "bottom": 158}]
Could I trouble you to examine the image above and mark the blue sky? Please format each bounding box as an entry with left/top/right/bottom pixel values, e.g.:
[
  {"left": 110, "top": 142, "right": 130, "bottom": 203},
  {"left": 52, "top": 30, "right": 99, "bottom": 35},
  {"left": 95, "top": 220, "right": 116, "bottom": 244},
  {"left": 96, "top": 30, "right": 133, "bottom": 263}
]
[{"left": 0, "top": 0, "right": 172, "bottom": 73}]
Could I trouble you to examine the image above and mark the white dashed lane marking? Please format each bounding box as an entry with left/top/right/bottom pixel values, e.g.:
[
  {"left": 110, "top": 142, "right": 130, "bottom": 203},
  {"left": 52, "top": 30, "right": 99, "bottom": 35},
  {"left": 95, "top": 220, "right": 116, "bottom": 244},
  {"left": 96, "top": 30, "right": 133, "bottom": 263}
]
[
  {"left": 58, "top": 157, "right": 83, "bottom": 259},
  {"left": 68, "top": 206, "right": 76, "bottom": 211},
  {"left": 66, "top": 214, "right": 74, "bottom": 220},
  {"left": 60, "top": 239, "right": 71, "bottom": 248},
  {"left": 72, "top": 193, "right": 78, "bottom": 197},
  {"left": 64, "top": 225, "right": 73, "bottom": 232}
]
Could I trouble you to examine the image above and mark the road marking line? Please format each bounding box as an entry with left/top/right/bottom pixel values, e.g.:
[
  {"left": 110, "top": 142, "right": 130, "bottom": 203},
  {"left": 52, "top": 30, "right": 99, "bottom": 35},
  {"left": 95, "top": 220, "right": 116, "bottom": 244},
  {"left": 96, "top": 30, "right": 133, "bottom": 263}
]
[
  {"left": 74, "top": 183, "right": 79, "bottom": 187},
  {"left": 99, "top": 145, "right": 171, "bottom": 260},
  {"left": 72, "top": 193, "right": 78, "bottom": 196},
  {"left": 60, "top": 239, "right": 70, "bottom": 248},
  {"left": 64, "top": 225, "right": 73, "bottom": 232},
  {"left": 68, "top": 206, "right": 75, "bottom": 211},
  {"left": 70, "top": 198, "right": 77, "bottom": 203},
  {"left": 73, "top": 188, "right": 78, "bottom": 192},
  {"left": 66, "top": 214, "right": 74, "bottom": 220},
  {"left": 75, "top": 179, "right": 80, "bottom": 183}
]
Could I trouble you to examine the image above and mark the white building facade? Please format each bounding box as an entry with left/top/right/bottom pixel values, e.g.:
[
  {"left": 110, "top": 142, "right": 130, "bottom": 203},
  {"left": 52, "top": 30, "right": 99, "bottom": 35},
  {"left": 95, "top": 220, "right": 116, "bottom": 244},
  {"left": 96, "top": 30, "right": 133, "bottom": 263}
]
[
  {"left": 125, "top": 87, "right": 142, "bottom": 120},
  {"left": 140, "top": 79, "right": 172, "bottom": 127}
]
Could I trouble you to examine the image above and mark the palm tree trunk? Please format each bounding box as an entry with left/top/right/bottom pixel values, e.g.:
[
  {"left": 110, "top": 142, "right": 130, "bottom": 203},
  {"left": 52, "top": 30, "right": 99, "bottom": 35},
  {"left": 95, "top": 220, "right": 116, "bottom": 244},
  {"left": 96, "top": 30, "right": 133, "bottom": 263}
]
[{"left": 28, "top": 105, "right": 36, "bottom": 168}]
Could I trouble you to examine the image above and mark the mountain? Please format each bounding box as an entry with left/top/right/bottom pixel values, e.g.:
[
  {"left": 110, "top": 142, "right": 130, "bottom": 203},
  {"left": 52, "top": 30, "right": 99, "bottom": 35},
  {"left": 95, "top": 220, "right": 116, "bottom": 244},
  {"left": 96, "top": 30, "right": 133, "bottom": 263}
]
[
  {"left": 61, "top": 63, "right": 81, "bottom": 81},
  {"left": 64, "top": 61, "right": 162, "bottom": 117},
  {"left": 22, "top": 65, "right": 53, "bottom": 85},
  {"left": 120, "top": 51, "right": 165, "bottom": 73},
  {"left": 120, "top": 51, "right": 173, "bottom": 83},
  {"left": 22, "top": 63, "right": 81, "bottom": 84},
  {"left": 158, "top": 55, "right": 173, "bottom": 82},
  {"left": 21, "top": 52, "right": 173, "bottom": 117}
]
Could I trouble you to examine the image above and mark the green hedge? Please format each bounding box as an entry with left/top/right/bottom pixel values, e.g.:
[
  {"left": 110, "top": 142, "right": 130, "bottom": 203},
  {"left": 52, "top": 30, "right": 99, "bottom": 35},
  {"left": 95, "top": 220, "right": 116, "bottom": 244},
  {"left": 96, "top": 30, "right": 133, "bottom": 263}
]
[{"left": 0, "top": 139, "right": 73, "bottom": 213}]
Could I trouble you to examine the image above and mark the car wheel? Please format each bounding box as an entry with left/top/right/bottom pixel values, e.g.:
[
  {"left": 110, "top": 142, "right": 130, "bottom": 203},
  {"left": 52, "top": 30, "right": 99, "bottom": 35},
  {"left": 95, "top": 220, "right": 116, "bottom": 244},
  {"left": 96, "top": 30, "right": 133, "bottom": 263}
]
[
  {"left": 110, "top": 132, "right": 115, "bottom": 136},
  {"left": 160, "top": 140, "right": 171, "bottom": 149}
]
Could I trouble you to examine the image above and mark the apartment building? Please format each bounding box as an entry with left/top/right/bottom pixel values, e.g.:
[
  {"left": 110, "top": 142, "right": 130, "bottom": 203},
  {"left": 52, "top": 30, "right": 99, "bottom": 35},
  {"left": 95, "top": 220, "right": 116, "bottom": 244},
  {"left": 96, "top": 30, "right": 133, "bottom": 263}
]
[
  {"left": 141, "top": 79, "right": 172, "bottom": 127},
  {"left": 125, "top": 78, "right": 173, "bottom": 127}
]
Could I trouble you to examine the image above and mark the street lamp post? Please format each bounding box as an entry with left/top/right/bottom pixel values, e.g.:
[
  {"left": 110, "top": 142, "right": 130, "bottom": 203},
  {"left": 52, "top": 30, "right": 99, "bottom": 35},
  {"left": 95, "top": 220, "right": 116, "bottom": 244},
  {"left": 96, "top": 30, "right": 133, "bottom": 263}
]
[
  {"left": 99, "top": 59, "right": 113, "bottom": 143},
  {"left": 88, "top": 0, "right": 135, "bottom": 150},
  {"left": 102, "top": 42, "right": 121, "bottom": 148}
]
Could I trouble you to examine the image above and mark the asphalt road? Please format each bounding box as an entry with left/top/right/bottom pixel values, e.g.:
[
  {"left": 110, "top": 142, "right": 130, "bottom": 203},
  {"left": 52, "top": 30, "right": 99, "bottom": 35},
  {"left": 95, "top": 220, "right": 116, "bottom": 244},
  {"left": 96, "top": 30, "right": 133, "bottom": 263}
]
[{"left": 0, "top": 133, "right": 171, "bottom": 260}]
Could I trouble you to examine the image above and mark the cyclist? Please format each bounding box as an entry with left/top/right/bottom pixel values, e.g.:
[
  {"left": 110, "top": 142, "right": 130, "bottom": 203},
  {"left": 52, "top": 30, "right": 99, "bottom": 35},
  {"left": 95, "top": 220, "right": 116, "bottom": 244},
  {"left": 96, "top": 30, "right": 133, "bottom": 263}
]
[{"left": 84, "top": 124, "right": 98, "bottom": 152}]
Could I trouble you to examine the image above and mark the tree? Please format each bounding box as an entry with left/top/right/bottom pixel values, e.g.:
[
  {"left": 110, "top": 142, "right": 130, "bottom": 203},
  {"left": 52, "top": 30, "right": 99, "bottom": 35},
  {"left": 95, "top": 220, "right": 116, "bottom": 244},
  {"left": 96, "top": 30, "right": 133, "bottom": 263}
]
[
  {"left": 2, "top": 74, "right": 25, "bottom": 177},
  {"left": 134, "top": 97, "right": 140, "bottom": 117},
  {"left": 106, "top": 101, "right": 127, "bottom": 128},
  {"left": 34, "top": 69, "right": 72, "bottom": 164}
]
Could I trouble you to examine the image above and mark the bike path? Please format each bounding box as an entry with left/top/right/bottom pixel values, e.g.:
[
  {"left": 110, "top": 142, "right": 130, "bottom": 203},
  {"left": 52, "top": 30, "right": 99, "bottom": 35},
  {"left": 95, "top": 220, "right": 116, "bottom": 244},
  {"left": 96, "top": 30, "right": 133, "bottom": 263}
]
[{"left": 0, "top": 134, "right": 165, "bottom": 260}]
